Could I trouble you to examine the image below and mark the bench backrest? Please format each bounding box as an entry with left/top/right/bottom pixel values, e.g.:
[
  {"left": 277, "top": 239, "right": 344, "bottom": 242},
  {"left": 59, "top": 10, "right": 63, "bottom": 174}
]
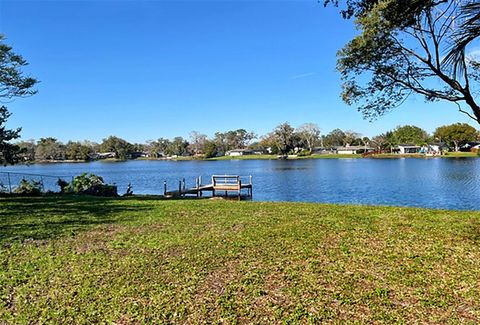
[{"left": 212, "top": 175, "right": 240, "bottom": 186}]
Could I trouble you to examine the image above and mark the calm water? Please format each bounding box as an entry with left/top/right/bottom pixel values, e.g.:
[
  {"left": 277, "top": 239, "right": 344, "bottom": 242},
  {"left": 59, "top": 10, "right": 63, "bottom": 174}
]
[{"left": 1, "top": 158, "right": 479, "bottom": 210}]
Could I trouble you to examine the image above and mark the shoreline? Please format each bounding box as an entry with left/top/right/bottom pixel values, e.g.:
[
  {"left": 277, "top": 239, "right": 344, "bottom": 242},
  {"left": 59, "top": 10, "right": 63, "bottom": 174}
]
[{"left": 13, "top": 152, "right": 479, "bottom": 164}]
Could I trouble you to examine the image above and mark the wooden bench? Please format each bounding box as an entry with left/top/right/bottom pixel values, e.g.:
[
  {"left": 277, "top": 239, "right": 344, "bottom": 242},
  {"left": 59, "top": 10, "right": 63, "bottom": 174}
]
[{"left": 212, "top": 175, "right": 242, "bottom": 196}]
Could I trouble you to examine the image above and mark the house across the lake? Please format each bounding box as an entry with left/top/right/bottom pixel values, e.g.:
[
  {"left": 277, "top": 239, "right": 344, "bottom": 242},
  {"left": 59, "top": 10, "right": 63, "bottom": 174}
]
[
  {"left": 396, "top": 144, "right": 421, "bottom": 154},
  {"left": 91, "top": 152, "right": 116, "bottom": 159},
  {"left": 420, "top": 143, "right": 447, "bottom": 155},
  {"left": 311, "top": 147, "right": 331, "bottom": 154},
  {"left": 335, "top": 146, "right": 374, "bottom": 154},
  {"left": 461, "top": 142, "right": 480, "bottom": 152},
  {"left": 226, "top": 149, "right": 254, "bottom": 156},
  {"left": 127, "top": 151, "right": 148, "bottom": 159}
]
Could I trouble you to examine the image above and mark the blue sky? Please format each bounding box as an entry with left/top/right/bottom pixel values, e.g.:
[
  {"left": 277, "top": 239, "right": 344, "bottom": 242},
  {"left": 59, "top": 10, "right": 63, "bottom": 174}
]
[{"left": 0, "top": 0, "right": 476, "bottom": 143}]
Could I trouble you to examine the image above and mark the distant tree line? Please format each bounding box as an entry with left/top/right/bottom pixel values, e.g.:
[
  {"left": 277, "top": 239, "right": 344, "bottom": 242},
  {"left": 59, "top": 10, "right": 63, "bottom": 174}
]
[{"left": 13, "top": 122, "right": 480, "bottom": 162}]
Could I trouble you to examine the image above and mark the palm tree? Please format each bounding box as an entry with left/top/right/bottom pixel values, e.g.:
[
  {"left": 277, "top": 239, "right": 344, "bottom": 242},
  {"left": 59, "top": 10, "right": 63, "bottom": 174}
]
[{"left": 443, "top": 2, "right": 480, "bottom": 78}]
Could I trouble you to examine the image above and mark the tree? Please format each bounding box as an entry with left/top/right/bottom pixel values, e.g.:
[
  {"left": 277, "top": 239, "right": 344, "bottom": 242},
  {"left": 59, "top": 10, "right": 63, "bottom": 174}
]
[
  {"left": 65, "top": 141, "right": 94, "bottom": 161},
  {"left": 213, "top": 129, "right": 256, "bottom": 154},
  {"left": 434, "top": 123, "right": 479, "bottom": 151},
  {"left": 35, "top": 138, "right": 65, "bottom": 161},
  {"left": 343, "top": 130, "right": 362, "bottom": 146},
  {"left": 166, "top": 137, "right": 189, "bottom": 156},
  {"left": 100, "top": 136, "right": 133, "bottom": 160},
  {"left": 226, "top": 129, "right": 256, "bottom": 149},
  {"left": 371, "top": 131, "right": 397, "bottom": 152},
  {"left": 297, "top": 123, "right": 321, "bottom": 152},
  {"left": 323, "top": 128, "right": 346, "bottom": 147},
  {"left": 326, "top": 0, "right": 480, "bottom": 124},
  {"left": 16, "top": 139, "right": 36, "bottom": 161},
  {"left": 131, "top": 143, "right": 146, "bottom": 152},
  {"left": 203, "top": 140, "right": 218, "bottom": 158},
  {"left": 146, "top": 138, "right": 170, "bottom": 157},
  {"left": 189, "top": 131, "right": 208, "bottom": 155},
  {"left": 393, "top": 125, "right": 429, "bottom": 145},
  {"left": 259, "top": 133, "right": 280, "bottom": 154},
  {"left": 0, "top": 35, "right": 38, "bottom": 165},
  {"left": 273, "top": 122, "right": 296, "bottom": 155},
  {"left": 0, "top": 108, "right": 22, "bottom": 164}
]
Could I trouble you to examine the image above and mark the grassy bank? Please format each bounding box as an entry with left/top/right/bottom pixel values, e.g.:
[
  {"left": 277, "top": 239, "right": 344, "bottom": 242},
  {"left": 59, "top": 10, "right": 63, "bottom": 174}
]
[
  {"left": 17, "top": 152, "right": 479, "bottom": 165},
  {"left": 1, "top": 197, "right": 479, "bottom": 323},
  {"left": 146, "top": 152, "right": 479, "bottom": 161},
  {"left": 206, "top": 154, "right": 364, "bottom": 160}
]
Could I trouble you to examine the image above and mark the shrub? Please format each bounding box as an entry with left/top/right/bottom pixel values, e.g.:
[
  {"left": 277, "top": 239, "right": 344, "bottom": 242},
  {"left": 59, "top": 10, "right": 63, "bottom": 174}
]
[
  {"left": 66, "top": 173, "right": 118, "bottom": 197},
  {"left": 14, "top": 178, "right": 42, "bottom": 195},
  {"left": 69, "top": 173, "right": 104, "bottom": 193},
  {"left": 296, "top": 149, "right": 311, "bottom": 157},
  {"left": 57, "top": 178, "right": 69, "bottom": 193},
  {"left": 87, "top": 184, "right": 118, "bottom": 197}
]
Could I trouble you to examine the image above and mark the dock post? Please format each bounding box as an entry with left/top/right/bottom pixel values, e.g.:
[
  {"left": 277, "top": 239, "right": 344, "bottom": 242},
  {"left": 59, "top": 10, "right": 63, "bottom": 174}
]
[
  {"left": 212, "top": 175, "right": 215, "bottom": 197},
  {"left": 250, "top": 175, "right": 253, "bottom": 198},
  {"left": 7, "top": 172, "right": 11, "bottom": 194},
  {"left": 164, "top": 181, "right": 167, "bottom": 196},
  {"left": 182, "top": 178, "right": 186, "bottom": 191},
  {"left": 199, "top": 176, "right": 202, "bottom": 197},
  {"left": 196, "top": 177, "right": 199, "bottom": 197},
  {"left": 179, "top": 180, "right": 182, "bottom": 197},
  {"left": 238, "top": 179, "right": 241, "bottom": 200}
]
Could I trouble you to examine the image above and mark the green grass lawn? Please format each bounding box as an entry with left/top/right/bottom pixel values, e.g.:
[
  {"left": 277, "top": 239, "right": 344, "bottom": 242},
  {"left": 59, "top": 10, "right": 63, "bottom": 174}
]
[
  {"left": 443, "top": 152, "right": 479, "bottom": 157},
  {"left": 1, "top": 197, "right": 479, "bottom": 323}
]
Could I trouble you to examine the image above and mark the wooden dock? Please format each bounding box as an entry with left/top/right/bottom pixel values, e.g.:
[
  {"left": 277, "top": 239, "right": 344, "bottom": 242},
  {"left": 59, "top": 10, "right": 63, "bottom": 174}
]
[{"left": 164, "top": 175, "right": 252, "bottom": 199}]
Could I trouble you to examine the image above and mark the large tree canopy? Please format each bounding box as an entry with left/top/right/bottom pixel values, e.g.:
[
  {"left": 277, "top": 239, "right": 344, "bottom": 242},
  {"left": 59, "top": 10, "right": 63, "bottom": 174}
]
[
  {"left": 434, "top": 122, "right": 479, "bottom": 150},
  {"left": 326, "top": 0, "right": 480, "bottom": 124},
  {"left": 0, "top": 35, "right": 37, "bottom": 165}
]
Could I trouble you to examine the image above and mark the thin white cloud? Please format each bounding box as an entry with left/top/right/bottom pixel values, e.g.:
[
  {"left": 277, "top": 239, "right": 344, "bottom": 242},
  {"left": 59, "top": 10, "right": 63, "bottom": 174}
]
[
  {"left": 466, "top": 48, "right": 480, "bottom": 61},
  {"left": 291, "top": 72, "right": 316, "bottom": 80}
]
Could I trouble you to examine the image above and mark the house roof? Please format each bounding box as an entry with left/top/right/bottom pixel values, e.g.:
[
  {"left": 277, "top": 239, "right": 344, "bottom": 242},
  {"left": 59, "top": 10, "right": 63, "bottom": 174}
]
[
  {"left": 337, "top": 146, "right": 374, "bottom": 151},
  {"left": 397, "top": 144, "right": 420, "bottom": 148},
  {"left": 462, "top": 142, "right": 480, "bottom": 148},
  {"left": 227, "top": 149, "right": 253, "bottom": 153}
]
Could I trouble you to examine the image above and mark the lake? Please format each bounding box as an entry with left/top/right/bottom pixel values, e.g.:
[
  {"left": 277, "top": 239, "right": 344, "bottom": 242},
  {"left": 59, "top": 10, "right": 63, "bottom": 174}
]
[{"left": 1, "top": 158, "right": 479, "bottom": 210}]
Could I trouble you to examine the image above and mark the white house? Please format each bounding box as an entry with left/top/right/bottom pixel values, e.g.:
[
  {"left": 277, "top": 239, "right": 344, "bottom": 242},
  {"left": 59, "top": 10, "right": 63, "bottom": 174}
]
[
  {"left": 336, "top": 146, "right": 374, "bottom": 154},
  {"left": 421, "top": 143, "right": 447, "bottom": 155},
  {"left": 396, "top": 144, "right": 421, "bottom": 154},
  {"left": 92, "top": 152, "right": 116, "bottom": 159},
  {"left": 226, "top": 149, "right": 254, "bottom": 156},
  {"left": 461, "top": 142, "right": 480, "bottom": 152}
]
